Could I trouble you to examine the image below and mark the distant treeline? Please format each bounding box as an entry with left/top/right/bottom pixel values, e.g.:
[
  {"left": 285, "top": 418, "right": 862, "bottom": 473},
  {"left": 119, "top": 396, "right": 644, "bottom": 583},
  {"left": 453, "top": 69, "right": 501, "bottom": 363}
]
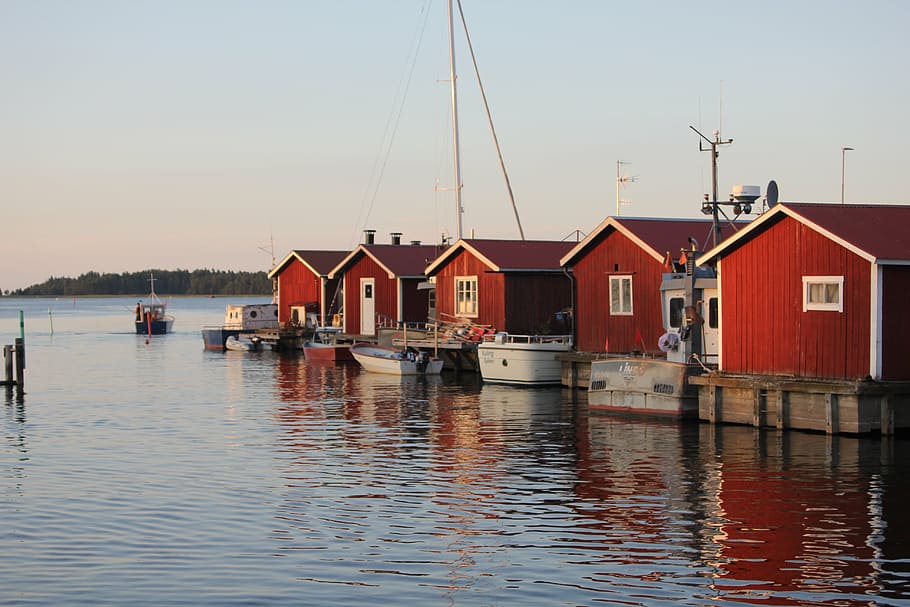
[{"left": 8, "top": 269, "right": 272, "bottom": 297}]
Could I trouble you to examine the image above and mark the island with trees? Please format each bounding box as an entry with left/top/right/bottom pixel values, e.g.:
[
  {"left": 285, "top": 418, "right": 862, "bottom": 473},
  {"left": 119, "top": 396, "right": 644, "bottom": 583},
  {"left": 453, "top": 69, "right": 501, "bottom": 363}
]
[{"left": 6, "top": 269, "right": 271, "bottom": 297}]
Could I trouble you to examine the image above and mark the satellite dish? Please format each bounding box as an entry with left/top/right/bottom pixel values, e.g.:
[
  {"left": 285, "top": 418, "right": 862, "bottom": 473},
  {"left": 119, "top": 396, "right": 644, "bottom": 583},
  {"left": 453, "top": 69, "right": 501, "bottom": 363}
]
[{"left": 767, "top": 180, "right": 779, "bottom": 207}]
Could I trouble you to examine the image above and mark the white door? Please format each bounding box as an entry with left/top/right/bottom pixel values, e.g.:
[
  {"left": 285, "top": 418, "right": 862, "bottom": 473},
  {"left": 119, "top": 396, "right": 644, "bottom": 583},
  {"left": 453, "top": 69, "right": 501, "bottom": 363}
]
[
  {"left": 360, "top": 278, "right": 375, "bottom": 336},
  {"left": 702, "top": 289, "right": 719, "bottom": 364}
]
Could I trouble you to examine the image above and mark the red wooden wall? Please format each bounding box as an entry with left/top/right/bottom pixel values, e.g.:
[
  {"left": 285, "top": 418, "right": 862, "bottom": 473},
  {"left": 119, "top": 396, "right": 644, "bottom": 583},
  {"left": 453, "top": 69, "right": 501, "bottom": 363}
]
[
  {"left": 570, "top": 229, "right": 665, "bottom": 353},
  {"left": 434, "top": 249, "right": 506, "bottom": 329},
  {"left": 504, "top": 274, "right": 572, "bottom": 334},
  {"left": 340, "top": 255, "right": 430, "bottom": 334},
  {"left": 881, "top": 266, "right": 910, "bottom": 380},
  {"left": 342, "top": 254, "right": 397, "bottom": 335},
  {"left": 720, "top": 216, "right": 871, "bottom": 379},
  {"left": 275, "top": 260, "right": 322, "bottom": 324}
]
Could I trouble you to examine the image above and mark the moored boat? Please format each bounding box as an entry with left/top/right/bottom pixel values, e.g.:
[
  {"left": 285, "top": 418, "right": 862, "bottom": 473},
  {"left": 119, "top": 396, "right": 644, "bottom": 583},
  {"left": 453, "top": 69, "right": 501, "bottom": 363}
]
[
  {"left": 202, "top": 303, "right": 279, "bottom": 351},
  {"left": 303, "top": 326, "right": 354, "bottom": 362},
  {"left": 587, "top": 248, "right": 718, "bottom": 418},
  {"left": 478, "top": 333, "right": 572, "bottom": 385},
  {"left": 350, "top": 343, "right": 443, "bottom": 376},
  {"left": 134, "top": 273, "right": 174, "bottom": 335}
]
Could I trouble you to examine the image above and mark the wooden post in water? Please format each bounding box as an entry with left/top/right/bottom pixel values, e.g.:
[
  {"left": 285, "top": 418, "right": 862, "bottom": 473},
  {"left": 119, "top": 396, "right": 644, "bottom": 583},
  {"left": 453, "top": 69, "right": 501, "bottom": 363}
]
[
  {"left": 3, "top": 345, "right": 12, "bottom": 396},
  {"left": 15, "top": 338, "right": 24, "bottom": 395}
]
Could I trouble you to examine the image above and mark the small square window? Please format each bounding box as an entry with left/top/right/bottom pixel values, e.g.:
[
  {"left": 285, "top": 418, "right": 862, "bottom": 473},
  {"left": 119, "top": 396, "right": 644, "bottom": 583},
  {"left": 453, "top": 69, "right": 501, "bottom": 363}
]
[{"left": 802, "top": 276, "right": 843, "bottom": 312}]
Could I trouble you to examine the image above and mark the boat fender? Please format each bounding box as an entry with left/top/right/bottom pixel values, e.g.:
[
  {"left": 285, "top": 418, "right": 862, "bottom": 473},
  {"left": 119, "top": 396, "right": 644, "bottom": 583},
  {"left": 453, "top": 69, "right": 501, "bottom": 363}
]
[{"left": 658, "top": 332, "right": 680, "bottom": 352}]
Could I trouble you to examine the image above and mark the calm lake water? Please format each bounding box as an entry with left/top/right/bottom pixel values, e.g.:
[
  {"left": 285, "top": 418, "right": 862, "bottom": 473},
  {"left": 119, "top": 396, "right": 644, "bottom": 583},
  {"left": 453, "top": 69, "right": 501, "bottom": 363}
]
[{"left": 1, "top": 296, "right": 908, "bottom": 606}]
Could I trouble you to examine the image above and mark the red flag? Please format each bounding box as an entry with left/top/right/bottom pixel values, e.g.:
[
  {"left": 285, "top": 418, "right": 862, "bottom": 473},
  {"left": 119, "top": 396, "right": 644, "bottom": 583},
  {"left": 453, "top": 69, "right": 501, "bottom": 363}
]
[
  {"left": 663, "top": 251, "right": 673, "bottom": 272},
  {"left": 604, "top": 334, "right": 609, "bottom": 353},
  {"left": 679, "top": 250, "right": 688, "bottom": 267},
  {"left": 634, "top": 327, "right": 644, "bottom": 349}
]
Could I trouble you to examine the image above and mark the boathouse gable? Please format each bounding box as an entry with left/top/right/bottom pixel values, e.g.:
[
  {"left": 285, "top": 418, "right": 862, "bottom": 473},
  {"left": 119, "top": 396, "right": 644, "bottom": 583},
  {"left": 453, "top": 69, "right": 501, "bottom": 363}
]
[
  {"left": 268, "top": 250, "right": 347, "bottom": 326},
  {"left": 424, "top": 239, "right": 574, "bottom": 334},
  {"left": 699, "top": 203, "right": 910, "bottom": 381},
  {"left": 560, "top": 217, "right": 716, "bottom": 354},
  {"left": 329, "top": 243, "right": 439, "bottom": 336}
]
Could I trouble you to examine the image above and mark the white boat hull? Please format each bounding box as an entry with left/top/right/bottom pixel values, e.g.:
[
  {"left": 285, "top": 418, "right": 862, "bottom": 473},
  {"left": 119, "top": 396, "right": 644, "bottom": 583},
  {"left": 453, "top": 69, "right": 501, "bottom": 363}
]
[
  {"left": 587, "top": 357, "right": 699, "bottom": 417},
  {"left": 224, "top": 335, "right": 264, "bottom": 352},
  {"left": 350, "top": 343, "right": 444, "bottom": 376},
  {"left": 478, "top": 334, "right": 572, "bottom": 386}
]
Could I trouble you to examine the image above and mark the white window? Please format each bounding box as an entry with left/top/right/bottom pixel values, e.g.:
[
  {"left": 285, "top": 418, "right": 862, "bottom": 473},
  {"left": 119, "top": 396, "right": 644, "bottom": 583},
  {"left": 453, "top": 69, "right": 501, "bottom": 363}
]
[
  {"left": 455, "top": 276, "right": 478, "bottom": 317},
  {"left": 802, "top": 276, "right": 844, "bottom": 312},
  {"left": 609, "top": 275, "right": 633, "bottom": 315}
]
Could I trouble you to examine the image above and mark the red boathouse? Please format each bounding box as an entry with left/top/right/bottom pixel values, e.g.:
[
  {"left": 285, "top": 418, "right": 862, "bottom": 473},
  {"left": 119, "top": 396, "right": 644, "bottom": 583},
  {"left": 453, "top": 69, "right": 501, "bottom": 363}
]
[
  {"left": 699, "top": 202, "right": 910, "bottom": 381},
  {"left": 268, "top": 250, "right": 348, "bottom": 326},
  {"left": 560, "top": 217, "right": 716, "bottom": 353},
  {"left": 423, "top": 239, "right": 575, "bottom": 334},
  {"left": 693, "top": 202, "right": 910, "bottom": 434},
  {"left": 329, "top": 232, "right": 441, "bottom": 336}
]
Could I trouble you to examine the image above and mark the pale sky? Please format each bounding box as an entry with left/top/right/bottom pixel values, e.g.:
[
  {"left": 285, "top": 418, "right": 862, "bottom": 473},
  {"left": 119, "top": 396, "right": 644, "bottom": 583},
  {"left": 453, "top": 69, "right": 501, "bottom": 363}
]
[{"left": 1, "top": 1, "right": 907, "bottom": 290}]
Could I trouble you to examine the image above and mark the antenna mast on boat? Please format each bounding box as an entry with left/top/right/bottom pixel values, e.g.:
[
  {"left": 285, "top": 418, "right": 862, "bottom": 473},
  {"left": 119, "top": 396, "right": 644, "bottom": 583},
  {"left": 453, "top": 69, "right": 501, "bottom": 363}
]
[
  {"left": 690, "top": 125, "right": 732, "bottom": 248},
  {"left": 447, "top": 0, "right": 464, "bottom": 240}
]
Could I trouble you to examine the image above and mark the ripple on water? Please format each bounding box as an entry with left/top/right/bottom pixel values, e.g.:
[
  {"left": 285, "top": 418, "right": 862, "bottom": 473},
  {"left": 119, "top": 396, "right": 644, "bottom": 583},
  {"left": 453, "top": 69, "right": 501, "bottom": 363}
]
[{"left": 1, "top": 302, "right": 908, "bottom": 605}]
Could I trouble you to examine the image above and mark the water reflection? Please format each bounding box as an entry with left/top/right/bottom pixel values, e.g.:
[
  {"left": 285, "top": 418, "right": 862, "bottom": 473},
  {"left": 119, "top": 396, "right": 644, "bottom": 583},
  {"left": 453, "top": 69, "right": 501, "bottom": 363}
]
[
  {"left": 695, "top": 427, "right": 910, "bottom": 604},
  {"left": 268, "top": 356, "right": 909, "bottom": 605}
]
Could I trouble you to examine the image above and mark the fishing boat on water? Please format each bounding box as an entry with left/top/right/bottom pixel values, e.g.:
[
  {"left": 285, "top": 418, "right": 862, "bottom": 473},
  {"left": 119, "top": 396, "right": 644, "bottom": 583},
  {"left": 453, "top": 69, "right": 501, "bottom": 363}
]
[
  {"left": 134, "top": 274, "right": 174, "bottom": 335},
  {"left": 303, "top": 326, "right": 354, "bottom": 362},
  {"left": 350, "top": 343, "right": 443, "bottom": 376},
  {"left": 586, "top": 128, "right": 748, "bottom": 417},
  {"left": 587, "top": 259, "right": 717, "bottom": 417},
  {"left": 202, "top": 303, "right": 279, "bottom": 351},
  {"left": 478, "top": 332, "right": 572, "bottom": 385}
]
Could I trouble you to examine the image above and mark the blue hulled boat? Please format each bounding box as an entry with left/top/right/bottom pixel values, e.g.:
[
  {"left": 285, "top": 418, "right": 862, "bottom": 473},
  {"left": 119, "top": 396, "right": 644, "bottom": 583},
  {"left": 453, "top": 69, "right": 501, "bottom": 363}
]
[{"left": 134, "top": 274, "right": 174, "bottom": 335}]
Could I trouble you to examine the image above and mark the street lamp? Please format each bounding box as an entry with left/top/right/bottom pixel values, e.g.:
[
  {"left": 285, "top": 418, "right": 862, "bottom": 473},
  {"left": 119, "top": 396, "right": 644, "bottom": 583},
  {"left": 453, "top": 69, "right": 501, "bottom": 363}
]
[{"left": 841, "top": 147, "right": 854, "bottom": 205}]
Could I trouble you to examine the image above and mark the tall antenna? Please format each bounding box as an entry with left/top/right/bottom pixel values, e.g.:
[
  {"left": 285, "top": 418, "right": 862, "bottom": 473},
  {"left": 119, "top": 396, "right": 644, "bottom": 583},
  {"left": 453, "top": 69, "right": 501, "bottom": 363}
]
[{"left": 615, "top": 160, "right": 637, "bottom": 216}]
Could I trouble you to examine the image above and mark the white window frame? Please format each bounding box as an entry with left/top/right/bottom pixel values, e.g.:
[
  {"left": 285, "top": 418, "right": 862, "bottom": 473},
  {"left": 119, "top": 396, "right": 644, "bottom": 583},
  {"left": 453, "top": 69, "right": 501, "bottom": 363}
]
[
  {"left": 454, "top": 275, "right": 478, "bottom": 317},
  {"left": 609, "top": 275, "right": 634, "bottom": 316},
  {"left": 802, "top": 275, "right": 844, "bottom": 312}
]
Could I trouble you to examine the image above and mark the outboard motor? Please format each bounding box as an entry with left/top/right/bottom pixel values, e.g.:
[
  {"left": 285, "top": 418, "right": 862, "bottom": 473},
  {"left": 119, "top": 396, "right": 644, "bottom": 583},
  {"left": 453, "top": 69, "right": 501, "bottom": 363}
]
[{"left": 417, "top": 351, "right": 429, "bottom": 372}]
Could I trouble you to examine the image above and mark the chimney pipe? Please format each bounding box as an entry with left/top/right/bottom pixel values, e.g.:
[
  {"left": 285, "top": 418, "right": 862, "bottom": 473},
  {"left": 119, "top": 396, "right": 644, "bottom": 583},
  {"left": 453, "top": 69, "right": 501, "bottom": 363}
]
[
  {"left": 410, "top": 240, "right": 421, "bottom": 246},
  {"left": 363, "top": 229, "right": 375, "bottom": 245},
  {"left": 390, "top": 232, "right": 402, "bottom": 245}
]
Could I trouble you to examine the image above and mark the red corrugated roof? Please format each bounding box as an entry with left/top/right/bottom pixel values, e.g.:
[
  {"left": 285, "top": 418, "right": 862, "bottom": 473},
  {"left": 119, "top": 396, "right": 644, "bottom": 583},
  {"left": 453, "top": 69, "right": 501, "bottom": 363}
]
[
  {"left": 332, "top": 244, "right": 444, "bottom": 278},
  {"left": 784, "top": 203, "right": 910, "bottom": 261},
  {"left": 465, "top": 239, "right": 575, "bottom": 271},
  {"left": 292, "top": 250, "right": 349, "bottom": 275},
  {"left": 369, "top": 244, "right": 443, "bottom": 276},
  {"left": 268, "top": 249, "right": 349, "bottom": 278},
  {"left": 561, "top": 217, "right": 721, "bottom": 266},
  {"left": 699, "top": 203, "right": 910, "bottom": 264},
  {"left": 615, "top": 218, "right": 718, "bottom": 256},
  {"left": 424, "top": 239, "right": 575, "bottom": 275}
]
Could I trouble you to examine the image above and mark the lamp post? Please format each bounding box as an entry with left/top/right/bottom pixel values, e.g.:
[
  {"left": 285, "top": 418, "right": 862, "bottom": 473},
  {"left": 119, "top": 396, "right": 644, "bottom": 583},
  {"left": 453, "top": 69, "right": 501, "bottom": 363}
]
[{"left": 841, "top": 146, "right": 854, "bottom": 205}]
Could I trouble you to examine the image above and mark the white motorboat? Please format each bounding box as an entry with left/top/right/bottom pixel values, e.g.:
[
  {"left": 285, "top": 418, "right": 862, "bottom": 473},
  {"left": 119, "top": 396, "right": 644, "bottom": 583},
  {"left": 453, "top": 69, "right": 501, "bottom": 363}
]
[
  {"left": 477, "top": 333, "right": 572, "bottom": 385},
  {"left": 350, "top": 343, "right": 443, "bottom": 376}
]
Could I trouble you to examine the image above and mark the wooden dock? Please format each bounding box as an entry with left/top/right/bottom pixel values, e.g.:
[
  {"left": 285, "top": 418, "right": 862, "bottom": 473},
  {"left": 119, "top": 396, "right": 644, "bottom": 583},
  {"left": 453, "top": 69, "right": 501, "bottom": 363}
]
[
  {"left": 558, "top": 352, "right": 910, "bottom": 435},
  {"left": 690, "top": 373, "right": 910, "bottom": 435}
]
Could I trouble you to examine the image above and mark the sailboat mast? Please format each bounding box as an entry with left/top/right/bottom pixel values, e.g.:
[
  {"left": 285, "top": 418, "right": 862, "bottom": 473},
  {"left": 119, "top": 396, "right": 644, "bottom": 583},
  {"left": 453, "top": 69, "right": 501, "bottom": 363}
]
[{"left": 447, "top": 0, "right": 464, "bottom": 240}]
